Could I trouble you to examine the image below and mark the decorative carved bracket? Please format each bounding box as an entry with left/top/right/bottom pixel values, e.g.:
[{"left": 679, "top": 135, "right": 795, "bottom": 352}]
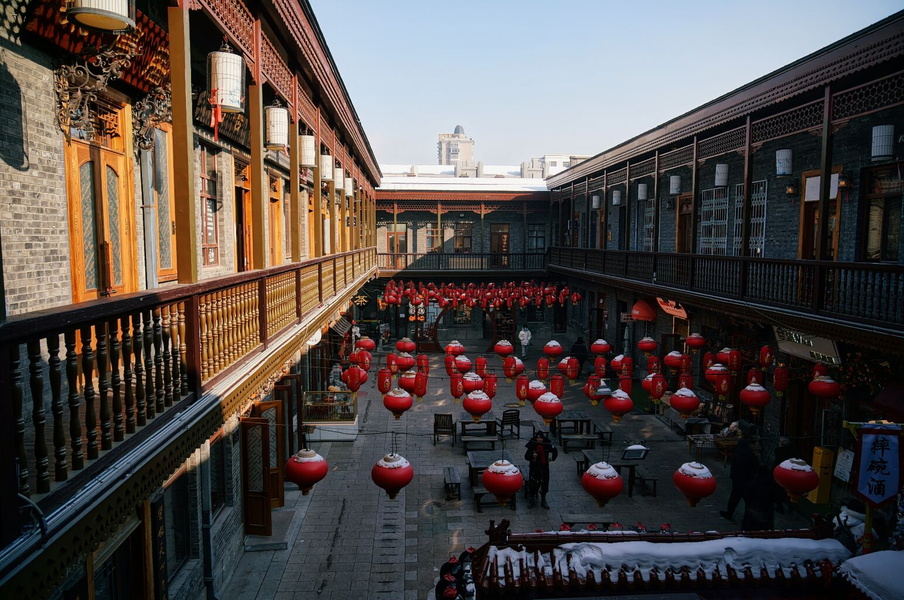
[{"left": 132, "top": 84, "right": 172, "bottom": 151}]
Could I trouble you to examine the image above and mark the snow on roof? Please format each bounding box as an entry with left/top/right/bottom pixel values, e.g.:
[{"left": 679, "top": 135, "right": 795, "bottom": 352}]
[
  {"left": 378, "top": 176, "right": 547, "bottom": 193},
  {"left": 839, "top": 550, "right": 904, "bottom": 600}
]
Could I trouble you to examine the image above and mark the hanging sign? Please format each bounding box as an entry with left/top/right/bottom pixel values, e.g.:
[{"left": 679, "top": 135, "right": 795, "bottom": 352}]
[
  {"left": 656, "top": 297, "right": 688, "bottom": 319},
  {"left": 856, "top": 424, "right": 901, "bottom": 507},
  {"left": 773, "top": 325, "right": 841, "bottom": 364}
]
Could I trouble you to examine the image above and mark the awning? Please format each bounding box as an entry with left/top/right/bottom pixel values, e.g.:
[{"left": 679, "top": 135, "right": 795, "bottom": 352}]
[
  {"left": 631, "top": 299, "right": 657, "bottom": 322},
  {"left": 330, "top": 317, "right": 353, "bottom": 337}
]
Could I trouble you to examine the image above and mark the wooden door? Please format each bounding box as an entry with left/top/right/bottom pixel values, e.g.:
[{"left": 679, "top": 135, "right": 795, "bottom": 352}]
[
  {"left": 490, "top": 224, "right": 510, "bottom": 267},
  {"left": 241, "top": 417, "right": 272, "bottom": 536},
  {"left": 64, "top": 99, "right": 137, "bottom": 302},
  {"left": 675, "top": 193, "right": 694, "bottom": 253},
  {"left": 387, "top": 225, "right": 407, "bottom": 268},
  {"left": 235, "top": 161, "right": 253, "bottom": 271},
  {"left": 251, "top": 400, "right": 285, "bottom": 508}
]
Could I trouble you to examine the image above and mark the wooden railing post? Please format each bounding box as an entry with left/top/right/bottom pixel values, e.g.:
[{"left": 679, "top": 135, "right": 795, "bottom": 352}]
[
  {"left": 258, "top": 279, "right": 268, "bottom": 347},
  {"left": 183, "top": 296, "right": 203, "bottom": 399}
]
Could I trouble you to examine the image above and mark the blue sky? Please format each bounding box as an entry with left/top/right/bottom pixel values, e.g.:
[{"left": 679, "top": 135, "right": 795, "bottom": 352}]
[{"left": 308, "top": 1, "right": 902, "bottom": 167}]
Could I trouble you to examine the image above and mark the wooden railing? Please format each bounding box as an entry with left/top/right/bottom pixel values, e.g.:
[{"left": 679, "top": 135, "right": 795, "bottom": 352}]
[
  {"left": 377, "top": 252, "right": 547, "bottom": 272},
  {"left": 1, "top": 249, "right": 376, "bottom": 502}
]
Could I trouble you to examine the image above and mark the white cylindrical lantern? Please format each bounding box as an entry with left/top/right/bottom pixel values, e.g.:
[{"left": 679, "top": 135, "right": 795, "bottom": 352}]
[
  {"left": 611, "top": 190, "right": 622, "bottom": 206},
  {"left": 264, "top": 103, "right": 288, "bottom": 150},
  {"left": 591, "top": 194, "right": 601, "bottom": 209},
  {"left": 66, "top": 0, "right": 135, "bottom": 33},
  {"left": 669, "top": 175, "right": 681, "bottom": 195},
  {"left": 775, "top": 149, "right": 793, "bottom": 176},
  {"left": 334, "top": 166, "right": 344, "bottom": 191},
  {"left": 208, "top": 44, "right": 245, "bottom": 113},
  {"left": 872, "top": 125, "right": 895, "bottom": 161},
  {"left": 637, "top": 183, "right": 648, "bottom": 201},
  {"left": 714, "top": 164, "right": 729, "bottom": 187},
  {"left": 346, "top": 177, "right": 355, "bottom": 198},
  {"left": 320, "top": 153, "right": 333, "bottom": 180},
  {"left": 300, "top": 134, "right": 316, "bottom": 167}
]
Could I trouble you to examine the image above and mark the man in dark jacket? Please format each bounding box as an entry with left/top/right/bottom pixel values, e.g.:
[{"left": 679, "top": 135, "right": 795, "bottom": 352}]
[
  {"left": 720, "top": 436, "right": 759, "bottom": 520},
  {"left": 742, "top": 465, "right": 775, "bottom": 531},
  {"left": 569, "top": 337, "right": 589, "bottom": 374},
  {"left": 525, "top": 432, "right": 558, "bottom": 509}
]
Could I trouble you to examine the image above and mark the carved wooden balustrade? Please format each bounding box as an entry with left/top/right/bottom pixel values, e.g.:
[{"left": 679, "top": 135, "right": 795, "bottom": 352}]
[
  {"left": 377, "top": 252, "right": 548, "bottom": 274},
  {"left": 1, "top": 249, "right": 375, "bottom": 505}
]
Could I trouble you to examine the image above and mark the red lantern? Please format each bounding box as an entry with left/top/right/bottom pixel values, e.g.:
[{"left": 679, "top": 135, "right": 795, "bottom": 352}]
[
  {"left": 685, "top": 333, "right": 706, "bottom": 353},
  {"left": 713, "top": 370, "right": 731, "bottom": 397},
  {"left": 603, "top": 390, "right": 633, "bottom": 422},
  {"left": 702, "top": 352, "right": 715, "bottom": 369},
  {"left": 557, "top": 357, "right": 570, "bottom": 377},
  {"left": 387, "top": 353, "right": 399, "bottom": 375},
  {"left": 493, "top": 340, "right": 514, "bottom": 358},
  {"left": 416, "top": 353, "right": 430, "bottom": 374},
  {"left": 812, "top": 363, "right": 829, "bottom": 379},
  {"left": 637, "top": 336, "right": 658, "bottom": 356},
  {"left": 450, "top": 372, "right": 464, "bottom": 402},
  {"left": 747, "top": 368, "right": 762, "bottom": 385},
  {"left": 716, "top": 348, "right": 732, "bottom": 365},
  {"left": 473, "top": 356, "right": 487, "bottom": 378},
  {"left": 570, "top": 292, "right": 581, "bottom": 305},
  {"left": 705, "top": 363, "right": 728, "bottom": 384},
  {"left": 481, "top": 460, "right": 523, "bottom": 505},
  {"left": 566, "top": 356, "right": 581, "bottom": 382},
  {"left": 527, "top": 379, "right": 547, "bottom": 403},
  {"left": 647, "top": 355, "right": 661, "bottom": 374},
  {"left": 397, "top": 352, "right": 416, "bottom": 371},
  {"left": 581, "top": 462, "right": 623, "bottom": 507},
  {"left": 728, "top": 349, "right": 742, "bottom": 373},
  {"left": 759, "top": 345, "right": 774, "bottom": 369},
  {"left": 284, "top": 449, "right": 328, "bottom": 495},
  {"left": 516, "top": 375, "right": 530, "bottom": 404},
  {"left": 610, "top": 354, "right": 624, "bottom": 372},
  {"left": 462, "top": 372, "right": 484, "bottom": 394},
  {"left": 463, "top": 390, "right": 493, "bottom": 422},
  {"left": 584, "top": 374, "right": 603, "bottom": 405},
  {"left": 593, "top": 355, "right": 607, "bottom": 378},
  {"left": 650, "top": 372, "right": 667, "bottom": 401},
  {"left": 445, "top": 340, "right": 465, "bottom": 356},
  {"left": 444, "top": 354, "right": 456, "bottom": 376},
  {"left": 773, "top": 458, "right": 819, "bottom": 502},
  {"left": 663, "top": 351, "right": 683, "bottom": 373},
  {"left": 808, "top": 376, "right": 841, "bottom": 399},
  {"left": 642, "top": 373, "right": 654, "bottom": 393},
  {"left": 503, "top": 356, "right": 519, "bottom": 381},
  {"left": 357, "top": 350, "right": 372, "bottom": 372},
  {"left": 740, "top": 383, "right": 771, "bottom": 415},
  {"left": 678, "top": 372, "right": 694, "bottom": 390},
  {"left": 670, "top": 387, "right": 700, "bottom": 418},
  {"left": 591, "top": 339, "right": 612, "bottom": 355},
  {"left": 377, "top": 367, "right": 392, "bottom": 394},
  {"left": 348, "top": 350, "right": 362, "bottom": 366},
  {"left": 414, "top": 371, "right": 429, "bottom": 401},
  {"left": 454, "top": 354, "right": 472, "bottom": 374},
  {"left": 773, "top": 365, "right": 790, "bottom": 397},
  {"left": 620, "top": 356, "right": 634, "bottom": 377},
  {"left": 397, "top": 369, "right": 417, "bottom": 393},
  {"left": 396, "top": 337, "right": 416, "bottom": 354},
  {"left": 595, "top": 382, "right": 612, "bottom": 404},
  {"left": 673, "top": 462, "right": 717, "bottom": 507},
  {"left": 680, "top": 353, "right": 692, "bottom": 373},
  {"left": 356, "top": 336, "right": 376, "bottom": 352},
  {"left": 383, "top": 388, "right": 413, "bottom": 419},
  {"left": 543, "top": 341, "right": 563, "bottom": 359},
  {"left": 342, "top": 365, "right": 368, "bottom": 394},
  {"left": 484, "top": 372, "right": 498, "bottom": 399},
  {"left": 536, "top": 357, "right": 550, "bottom": 380},
  {"left": 617, "top": 375, "right": 632, "bottom": 395},
  {"left": 549, "top": 374, "right": 565, "bottom": 398},
  {"left": 534, "top": 392, "right": 563, "bottom": 425},
  {"left": 371, "top": 453, "right": 413, "bottom": 499}
]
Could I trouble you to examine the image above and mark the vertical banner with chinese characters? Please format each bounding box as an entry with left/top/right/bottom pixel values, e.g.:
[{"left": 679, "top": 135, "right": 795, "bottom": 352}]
[{"left": 856, "top": 424, "right": 901, "bottom": 507}]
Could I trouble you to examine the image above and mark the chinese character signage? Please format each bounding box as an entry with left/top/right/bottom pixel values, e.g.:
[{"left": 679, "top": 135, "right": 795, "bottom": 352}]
[{"left": 856, "top": 424, "right": 901, "bottom": 506}]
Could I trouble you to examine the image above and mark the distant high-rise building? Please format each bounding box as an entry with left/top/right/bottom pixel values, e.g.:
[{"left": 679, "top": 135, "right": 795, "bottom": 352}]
[{"left": 437, "top": 125, "right": 475, "bottom": 165}]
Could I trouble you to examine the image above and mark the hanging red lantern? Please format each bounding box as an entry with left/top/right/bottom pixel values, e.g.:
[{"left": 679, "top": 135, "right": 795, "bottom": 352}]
[
  {"left": 356, "top": 336, "right": 376, "bottom": 352},
  {"left": 747, "top": 368, "right": 762, "bottom": 385},
  {"left": 414, "top": 371, "right": 429, "bottom": 401},
  {"left": 678, "top": 372, "right": 694, "bottom": 390},
  {"left": 620, "top": 356, "right": 634, "bottom": 377},
  {"left": 759, "top": 345, "right": 774, "bottom": 369},
  {"left": 463, "top": 390, "right": 493, "bottom": 422},
  {"left": 705, "top": 363, "right": 729, "bottom": 384},
  {"left": 357, "top": 350, "right": 372, "bottom": 372},
  {"left": 570, "top": 292, "right": 581, "bottom": 305},
  {"left": 593, "top": 355, "right": 607, "bottom": 378},
  {"left": 516, "top": 375, "right": 530, "bottom": 405},
  {"left": 484, "top": 372, "right": 498, "bottom": 399},
  {"left": 454, "top": 355, "right": 472, "bottom": 374},
  {"left": 702, "top": 352, "right": 715, "bottom": 369},
  {"left": 371, "top": 453, "right": 414, "bottom": 499},
  {"left": 637, "top": 336, "right": 658, "bottom": 356},
  {"left": 450, "top": 372, "right": 464, "bottom": 402},
  {"left": 387, "top": 353, "right": 399, "bottom": 375},
  {"left": 673, "top": 462, "right": 717, "bottom": 507},
  {"left": 808, "top": 376, "right": 841, "bottom": 399},
  {"left": 493, "top": 340, "right": 514, "bottom": 359},
  {"left": 396, "top": 337, "right": 416, "bottom": 354},
  {"left": 342, "top": 365, "right": 368, "bottom": 395},
  {"left": 680, "top": 353, "right": 693, "bottom": 373},
  {"left": 549, "top": 374, "right": 565, "bottom": 398},
  {"left": 774, "top": 458, "right": 819, "bottom": 502},
  {"left": 377, "top": 367, "right": 392, "bottom": 394},
  {"left": 397, "top": 352, "right": 416, "bottom": 371},
  {"left": 590, "top": 339, "right": 611, "bottom": 355},
  {"left": 566, "top": 356, "right": 581, "bottom": 382},
  {"left": 581, "top": 462, "right": 623, "bottom": 507},
  {"left": 642, "top": 373, "right": 655, "bottom": 394},
  {"left": 416, "top": 353, "right": 430, "bottom": 374},
  {"left": 461, "top": 372, "right": 484, "bottom": 394},
  {"left": 481, "top": 460, "right": 523, "bottom": 505},
  {"left": 445, "top": 340, "right": 465, "bottom": 356},
  {"left": 383, "top": 388, "right": 413, "bottom": 419},
  {"left": 740, "top": 383, "right": 771, "bottom": 415},
  {"left": 537, "top": 357, "right": 550, "bottom": 381},
  {"left": 511, "top": 357, "right": 525, "bottom": 378},
  {"left": 474, "top": 356, "right": 488, "bottom": 378},
  {"left": 284, "top": 449, "right": 328, "bottom": 495},
  {"left": 584, "top": 375, "right": 605, "bottom": 406},
  {"left": 557, "top": 357, "right": 570, "bottom": 377},
  {"left": 397, "top": 370, "right": 417, "bottom": 393},
  {"left": 618, "top": 375, "right": 633, "bottom": 394},
  {"left": 716, "top": 348, "right": 732, "bottom": 365},
  {"left": 348, "top": 350, "right": 362, "bottom": 366},
  {"left": 773, "top": 365, "right": 790, "bottom": 397},
  {"left": 647, "top": 355, "right": 661, "bottom": 374},
  {"left": 610, "top": 354, "right": 624, "bottom": 372},
  {"left": 503, "top": 356, "right": 519, "bottom": 381},
  {"left": 670, "top": 387, "right": 700, "bottom": 418},
  {"left": 685, "top": 333, "right": 706, "bottom": 353},
  {"left": 444, "top": 353, "right": 456, "bottom": 376},
  {"left": 650, "top": 372, "right": 667, "bottom": 401},
  {"left": 534, "top": 392, "right": 563, "bottom": 425},
  {"left": 812, "top": 363, "right": 829, "bottom": 379},
  {"left": 663, "top": 351, "right": 683, "bottom": 373},
  {"left": 543, "top": 340, "right": 564, "bottom": 359},
  {"left": 527, "top": 379, "right": 547, "bottom": 403},
  {"left": 595, "top": 382, "right": 612, "bottom": 405},
  {"left": 603, "top": 390, "right": 633, "bottom": 422},
  {"left": 728, "top": 349, "right": 742, "bottom": 373},
  {"left": 714, "top": 370, "right": 731, "bottom": 397}
]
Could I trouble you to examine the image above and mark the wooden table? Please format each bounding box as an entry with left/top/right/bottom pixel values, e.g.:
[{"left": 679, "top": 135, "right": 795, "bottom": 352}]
[
  {"left": 466, "top": 449, "right": 514, "bottom": 486},
  {"left": 459, "top": 411, "right": 497, "bottom": 437},
  {"left": 686, "top": 434, "right": 716, "bottom": 461},
  {"left": 552, "top": 409, "right": 592, "bottom": 441}
]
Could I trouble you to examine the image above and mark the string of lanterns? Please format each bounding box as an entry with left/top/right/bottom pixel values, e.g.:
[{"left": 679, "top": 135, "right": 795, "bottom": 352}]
[{"left": 381, "top": 280, "right": 582, "bottom": 310}]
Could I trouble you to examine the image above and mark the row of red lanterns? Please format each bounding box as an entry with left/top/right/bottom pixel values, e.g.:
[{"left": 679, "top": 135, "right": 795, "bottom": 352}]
[{"left": 383, "top": 280, "right": 582, "bottom": 310}]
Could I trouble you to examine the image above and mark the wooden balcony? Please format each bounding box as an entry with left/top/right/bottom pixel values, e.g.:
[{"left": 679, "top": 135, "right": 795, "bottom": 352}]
[
  {"left": 377, "top": 252, "right": 547, "bottom": 277},
  {"left": 0, "top": 248, "right": 376, "bottom": 554}
]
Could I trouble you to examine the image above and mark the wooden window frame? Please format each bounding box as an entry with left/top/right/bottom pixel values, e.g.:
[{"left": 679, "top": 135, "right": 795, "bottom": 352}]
[{"left": 199, "top": 144, "right": 220, "bottom": 266}]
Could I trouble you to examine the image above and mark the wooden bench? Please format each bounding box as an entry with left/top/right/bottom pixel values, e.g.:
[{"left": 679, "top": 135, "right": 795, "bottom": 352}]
[
  {"left": 461, "top": 435, "right": 497, "bottom": 453},
  {"left": 527, "top": 421, "right": 550, "bottom": 438},
  {"left": 443, "top": 466, "right": 462, "bottom": 500},
  {"left": 561, "top": 433, "right": 598, "bottom": 454},
  {"left": 572, "top": 453, "right": 589, "bottom": 476},
  {"left": 593, "top": 422, "right": 614, "bottom": 445},
  {"left": 473, "top": 486, "right": 516, "bottom": 512},
  {"left": 634, "top": 466, "right": 658, "bottom": 497},
  {"left": 560, "top": 513, "right": 614, "bottom": 529}
]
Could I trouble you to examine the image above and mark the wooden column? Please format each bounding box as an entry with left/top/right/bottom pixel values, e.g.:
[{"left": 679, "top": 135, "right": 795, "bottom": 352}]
[
  {"left": 312, "top": 125, "right": 322, "bottom": 257},
  {"left": 249, "top": 82, "right": 267, "bottom": 270},
  {"left": 328, "top": 178, "right": 337, "bottom": 255},
  {"left": 652, "top": 152, "right": 661, "bottom": 253},
  {"left": 689, "top": 137, "right": 700, "bottom": 253},
  {"left": 740, "top": 116, "right": 753, "bottom": 257},
  {"left": 168, "top": 6, "right": 198, "bottom": 283},
  {"left": 290, "top": 120, "right": 301, "bottom": 262},
  {"left": 338, "top": 167, "right": 347, "bottom": 253}
]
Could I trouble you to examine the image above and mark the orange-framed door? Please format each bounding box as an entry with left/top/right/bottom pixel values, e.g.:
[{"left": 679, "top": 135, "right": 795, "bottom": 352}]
[
  {"left": 251, "top": 400, "right": 286, "bottom": 508},
  {"left": 235, "top": 161, "right": 253, "bottom": 272},
  {"left": 387, "top": 225, "right": 407, "bottom": 268},
  {"left": 240, "top": 417, "right": 272, "bottom": 536},
  {"left": 675, "top": 193, "right": 694, "bottom": 253}
]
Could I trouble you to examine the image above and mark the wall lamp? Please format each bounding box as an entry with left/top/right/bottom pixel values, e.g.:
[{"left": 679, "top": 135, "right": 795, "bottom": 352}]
[
  {"left": 785, "top": 180, "right": 799, "bottom": 197},
  {"left": 664, "top": 198, "right": 675, "bottom": 210},
  {"left": 837, "top": 173, "right": 851, "bottom": 189}
]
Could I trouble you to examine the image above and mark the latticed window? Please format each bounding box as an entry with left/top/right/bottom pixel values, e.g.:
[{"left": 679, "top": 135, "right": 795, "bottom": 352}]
[
  {"left": 527, "top": 223, "right": 546, "bottom": 251},
  {"left": 642, "top": 199, "right": 655, "bottom": 252},
  {"left": 454, "top": 223, "right": 472, "bottom": 253},
  {"left": 731, "top": 181, "right": 768, "bottom": 256},
  {"left": 425, "top": 227, "right": 442, "bottom": 252},
  {"left": 698, "top": 187, "right": 729, "bottom": 255},
  {"left": 200, "top": 144, "right": 220, "bottom": 265},
  {"left": 865, "top": 164, "right": 903, "bottom": 261}
]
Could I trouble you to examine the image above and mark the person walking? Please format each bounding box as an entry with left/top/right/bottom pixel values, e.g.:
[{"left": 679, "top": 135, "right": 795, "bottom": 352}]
[
  {"left": 524, "top": 431, "right": 557, "bottom": 509},
  {"left": 741, "top": 465, "right": 775, "bottom": 531},
  {"left": 569, "top": 337, "right": 589, "bottom": 374},
  {"left": 518, "top": 326, "right": 532, "bottom": 358},
  {"left": 720, "top": 435, "right": 759, "bottom": 520}
]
